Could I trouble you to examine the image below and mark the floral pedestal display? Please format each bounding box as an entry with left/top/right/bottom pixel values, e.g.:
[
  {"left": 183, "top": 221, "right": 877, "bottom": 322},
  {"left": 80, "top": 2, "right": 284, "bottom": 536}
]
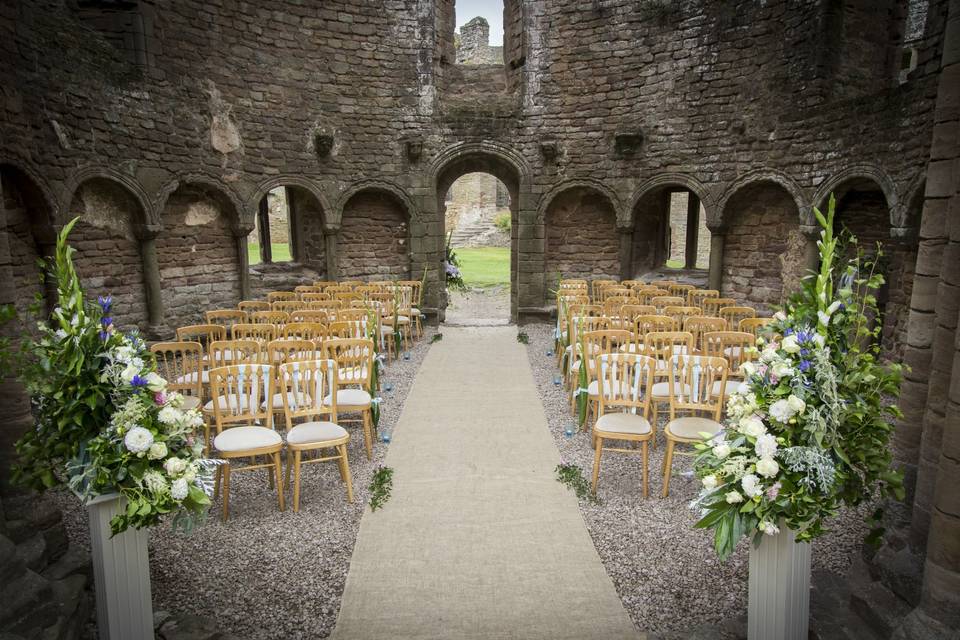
[
  {"left": 87, "top": 493, "right": 154, "bottom": 640},
  {"left": 747, "top": 526, "right": 811, "bottom": 640}
]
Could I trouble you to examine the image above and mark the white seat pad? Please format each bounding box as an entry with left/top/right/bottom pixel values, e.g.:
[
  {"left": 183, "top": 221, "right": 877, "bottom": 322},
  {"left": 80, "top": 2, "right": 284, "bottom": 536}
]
[
  {"left": 651, "top": 382, "right": 691, "bottom": 398},
  {"left": 324, "top": 388, "right": 372, "bottom": 407},
  {"left": 175, "top": 370, "right": 209, "bottom": 385},
  {"left": 203, "top": 394, "right": 254, "bottom": 412},
  {"left": 179, "top": 395, "right": 202, "bottom": 412},
  {"left": 595, "top": 412, "right": 652, "bottom": 436},
  {"left": 587, "top": 380, "right": 635, "bottom": 398},
  {"left": 262, "top": 391, "right": 311, "bottom": 410},
  {"left": 286, "top": 420, "right": 348, "bottom": 445},
  {"left": 665, "top": 416, "right": 722, "bottom": 440},
  {"left": 214, "top": 426, "right": 281, "bottom": 452}
]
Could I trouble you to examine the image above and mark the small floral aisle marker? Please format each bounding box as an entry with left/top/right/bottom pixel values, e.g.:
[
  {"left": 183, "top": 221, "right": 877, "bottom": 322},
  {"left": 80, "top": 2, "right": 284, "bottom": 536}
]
[
  {"left": 11, "top": 218, "right": 220, "bottom": 640},
  {"left": 691, "top": 195, "right": 904, "bottom": 640}
]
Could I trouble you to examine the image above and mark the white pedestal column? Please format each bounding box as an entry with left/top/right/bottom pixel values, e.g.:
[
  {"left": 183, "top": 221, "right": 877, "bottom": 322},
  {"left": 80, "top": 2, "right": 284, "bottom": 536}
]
[
  {"left": 87, "top": 493, "right": 154, "bottom": 640},
  {"left": 748, "top": 526, "right": 811, "bottom": 640}
]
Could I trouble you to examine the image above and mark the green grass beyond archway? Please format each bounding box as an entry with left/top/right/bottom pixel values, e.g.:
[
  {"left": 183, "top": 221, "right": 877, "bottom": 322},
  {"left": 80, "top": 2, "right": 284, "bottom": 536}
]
[{"left": 455, "top": 247, "right": 510, "bottom": 287}]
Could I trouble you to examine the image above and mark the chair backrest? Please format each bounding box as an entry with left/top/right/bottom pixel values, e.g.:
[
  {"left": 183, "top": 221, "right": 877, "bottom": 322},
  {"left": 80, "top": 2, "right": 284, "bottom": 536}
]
[
  {"left": 251, "top": 310, "right": 290, "bottom": 326},
  {"left": 324, "top": 284, "right": 353, "bottom": 296},
  {"left": 278, "top": 359, "right": 338, "bottom": 427},
  {"left": 633, "top": 315, "right": 680, "bottom": 336},
  {"left": 151, "top": 341, "right": 203, "bottom": 399},
  {"left": 282, "top": 322, "right": 327, "bottom": 341},
  {"left": 272, "top": 300, "right": 306, "bottom": 313},
  {"left": 176, "top": 324, "right": 226, "bottom": 349},
  {"left": 568, "top": 314, "right": 610, "bottom": 343},
  {"left": 290, "top": 309, "right": 332, "bottom": 324},
  {"left": 300, "top": 292, "right": 330, "bottom": 303},
  {"left": 650, "top": 295, "right": 685, "bottom": 311},
  {"left": 208, "top": 364, "right": 275, "bottom": 431},
  {"left": 739, "top": 317, "right": 774, "bottom": 337},
  {"left": 238, "top": 300, "right": 271, "bottom": 313},
  {"left": 267, "top": 339, "right": 317, "bottom": 366},
  {"left": 688, "top": 289, "right": 719, "bottom": 307},
  {"left": 702, "top": 297, "right": 738, "bottom": 317},
  {"left": 294, "top": 285, "right": 321, "bottom": 295},
  {"left": 332, "top": 308, "right": 369, "bottom": 323},
  {"left": 209, "top": 339, "right": 262, "bottom": 368},
  {"left": 651, "top": 280, "right": 677, "bottom": 289},
  {"left": 313, "top": 281, "right": 337, "bottom": 289},
  {"left": 335, "top": 292, "right": 363, "bottom": 304},
  {"left": 602, "top": 296, "right": 638, "bottom": 317},
  {"left": 620, "top": 280, "right": 643, "bottom": 289},
  {"left": 703, "top": 331, "right": 757, "bottom": 377},
  {"left": 323, "top": 338, "right": 374, "bottom": 388},
  {"left": 619, "top": 304, "right": 657, "bottom": 320},
  {"left": 398, "top": 280, "right": 424, "bottom": 306},
  {"left": 636, "top": 288, "right": 670, "bottom": 305},
  {"left": 307, "top": 300, "right": 343, "bottom": 312},
  {"left": 667, "top": 355, "right": 728, "bottom": 421},
  {"left": 601, "top": 286, "right": 631, "bottom": 301},
  {"left": 355, "top": 284, "right": 381, "bottom": 298},
  {"left": 683, "top": 315, "right": 728, "bottom": 352},
  {"left": 560, "top": 278, "right": 588, "bottom": 288},
  {"left": 668, "top": 283, "right": 695, "bottom": 298},
  {"left": 267, "top": 291, "right": 298, "bottom": 302},
  {"left": 231, "top": 323, "right": 276, "bottom": 343},
  {"left": 594, "top": 353, "right": 656, "bottom": 417},
  {"left": 582, "top": 330, "right": 633, "bottom": 376},
  {"left": 720, "top": 306, "right": 756, "bottom": 329},
  {"left": 662, "top": 306, "right": 703, "bottom": 324},
  {"left": 591, "top": 279, "right": 617, "bottom": 302},
  {"left": 340, "top": 280, "right": 363, "bottom": 288},
  {"left": 644, "top": 331, "right": 695, "bottom": 373},
  {"left": 328, "top": 319, "right": 368, "bottom": 340}
]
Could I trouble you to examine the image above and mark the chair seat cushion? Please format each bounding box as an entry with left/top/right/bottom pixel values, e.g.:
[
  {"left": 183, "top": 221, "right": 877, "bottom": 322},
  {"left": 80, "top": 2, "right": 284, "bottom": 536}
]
[
  {"left": 324, "top": 388, "right": 372, "bottom": 408},
  {"left": 595, "top": 412, "right": 652, "bottom": 436},
  {"left": 203, "top": 394, "right": 253, "bottom": 412},
  {"left": 587, "top": 380, "right": 635, "bottom": 399},
  {"left": 179, "top": 395, "right": 202, "bottom": 412},
  {"left": 263, "top": 391, "right": 311, "bottom": 410},
  {"left": 665, "top": 416, "right": 722, "bottom": 440},
  {"left": 175, "top": 370, "right": 209, "bottom": 385},
  {"left": 651, "top": 381, "right": 691, "bottom": 398},
  {"left": 214, "top": 426, "right": 281, "bottom": 452},
  {"left": 286, "top": 421, "right": 348, "bottom": 445}
]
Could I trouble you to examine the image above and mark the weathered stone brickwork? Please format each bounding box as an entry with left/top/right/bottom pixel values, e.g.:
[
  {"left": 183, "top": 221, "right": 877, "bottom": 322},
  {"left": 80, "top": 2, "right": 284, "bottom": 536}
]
[
  {"left": 544, "top": 188, "right": 619, "bottom": 283},
  {"left": 339, "top": 192, "right": 410, "bottom": 280}
]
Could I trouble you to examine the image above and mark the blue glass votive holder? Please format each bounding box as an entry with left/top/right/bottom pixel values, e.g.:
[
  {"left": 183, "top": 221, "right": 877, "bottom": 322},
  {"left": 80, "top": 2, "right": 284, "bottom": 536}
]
[
  {"left": 384, "top": 382, "right": 394, "bottom": 393},
  {"left": 564, "top": 424, "right": 575, "bottom": 439},
  {"left": 553, "top": 375, "right": 562, "bottom": 386},
  {"left": 382, "top": 431, "right": 392, "bottom": 444},
  {"left": 403, "top": 352, "right": 411, "bottom": 361}
]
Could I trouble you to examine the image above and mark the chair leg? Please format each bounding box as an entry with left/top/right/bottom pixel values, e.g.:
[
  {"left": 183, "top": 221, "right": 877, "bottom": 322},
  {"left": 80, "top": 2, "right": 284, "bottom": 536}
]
[
  {"left": 641, "top": 440, "right": 649, "bottom": 498},
  {"left": 292, "top": 451, "right": 301, "bottom": 513},
  {"left": 338, "top": 444, "right": 355, "bottom": 503},
  {"left": 285, "top": 453, "right": 293, "bottom": 495},
  {"left": 275, "top": 452, "right": 286, "bottom": 512},
  {"left": 362, "top": 410, "right": 373, "bottom": 460},
  {"left": 266, "top": 455, "right": 275, "bottom": 489},
  {"left": 221, "top": 462, "right": 231, "bottom": 521},
  {"left": 662, "top": 439, "right": 675, "bottom": 498},
  {"left": 213, "top": 464, "right": 221, "bottom": 500},
  {"left": 591, "top": 438, "right": 603, "bottom": 495}
]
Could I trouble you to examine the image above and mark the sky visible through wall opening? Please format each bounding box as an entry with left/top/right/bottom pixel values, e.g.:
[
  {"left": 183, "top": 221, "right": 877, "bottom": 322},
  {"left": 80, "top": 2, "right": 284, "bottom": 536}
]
[{"left": 456, "top": 0, "right": 503, "bottom": 45}]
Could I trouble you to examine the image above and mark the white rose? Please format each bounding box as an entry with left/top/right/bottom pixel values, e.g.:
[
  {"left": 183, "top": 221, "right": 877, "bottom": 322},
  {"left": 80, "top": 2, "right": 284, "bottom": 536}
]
[
  {"left": 713, "top": 443, "right": 731, "bottom": 459},
  {"left": 147, "top": 442, "right": 168, "bottom": 460},
  {"left": 145, "top": 371, "right": 167, "bottom": 393},
  {"left": 740, "top": 361, "right": 757, "bottom": 377},
  {"left": 157, "top": 406, "right": 180, "bottom": 425},
  {"left": 754, "top": 433, "right": 778, "bottom": 458},
  {"left": 769, "top": 399, "right": 794, "bottom": 423},
  {"left": 740, "top": 416, "right": 767, "bottom": 438},
  {"left": 773, "top": 311, "right": 787, "bottom": 322},
  {"left": 170, "top": 478, "right": 189, "bottom": 501},
  {"left": 756, "top": 457, "right": 780, "bottom": 478},
  {"left": 786, "top": 394, "right": 806, "bottom": 415},
  {"left": 782, "top": 335, "right": 801, "bottom": 353},
  {"left": 760, "top": 348, "right": 779, "bottom": 363},
  {"left": 164, "top": 457, "right": 187, "bottom": 476},
  {"left": 702, "top": 475, "right": 718, "bottom": 490},
  {"left": 812, "top": 334, "right": 825, "bottom": 347},
  {"left": 182, "top": 464, "right": 197, "bottom": 483},
  {"left": 725, "top": 490, "right": 744, "bottom": 504},
  {"left": 741, "top": 473, "right": 762, "bottom": 498},
  {"left": 771, "top": 362, "right": 793, "bottom": 379},
  {"left": 124, "top": 426, "right": 154, "bottom": 453},
  {"left": 121, "top": 363, "right": 139, "bottom": 383}
]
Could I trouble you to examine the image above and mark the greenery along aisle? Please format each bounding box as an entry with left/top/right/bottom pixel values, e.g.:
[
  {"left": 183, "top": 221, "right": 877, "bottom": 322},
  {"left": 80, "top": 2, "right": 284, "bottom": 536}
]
[
  {"left": 12, "top": 218, "right": 219, "bottom": 535},
  {"left": 692, "top": 195, "right": 904, "bottom": 559}
]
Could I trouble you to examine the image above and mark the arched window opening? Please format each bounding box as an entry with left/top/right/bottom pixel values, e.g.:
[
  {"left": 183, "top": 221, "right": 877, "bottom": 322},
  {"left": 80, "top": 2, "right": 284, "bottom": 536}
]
[{"left": 251, "top": 187, "right": 296, "bottom": 265}]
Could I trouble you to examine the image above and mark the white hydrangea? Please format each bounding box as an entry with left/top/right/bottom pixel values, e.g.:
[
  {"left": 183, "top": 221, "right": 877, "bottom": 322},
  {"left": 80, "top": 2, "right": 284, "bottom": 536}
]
[
  {"left": 157, "top": 406, "right": 181, "bottom": 425},
  {"left": 756, "top": 457, "right": 780, "bottom": 478},
  {"left": 725, "top": 490, "right": 744, "bottom": 504},
  {"left": 147, "top": 442, "right": 168, "bottom": 460},
  {"left": 755, "top": 433, "right": 778, "bottom": 458},
  {"left": 141, "top": 470, "right": 168, "bottom": 496},
  {"left": 760, "top": 347, "right": 779, "bottom": 364},
  {"left": 771, "top": 361, "right": 793, "bottom": 379},
  {"left": 740, "top": 416, "right": 767, "bottom": 438},
  {"left": 170, "top": 478, "right": 189, "bottom": 501},
  {"left": 702, "top": 475, "right": 718, "bottom": 490},
  {"left": 741, "top": 361, "right": 758, "bottom": 377},
  {"left": 769, "top": 399, "right": 794, "bottom": 423},
  {"left": 759, "top": 520, "right": 781, "bottom": 536},
  {"left": 741, "top": 473, "right": 762, "bottom": 498},
  {"left": 124, "top": 427, "right": 154, "bottom": 453},
  {"left": 164, "top": 457, "right": 187, "bottom": 476},
  {"left": 787, "top": 394, "right": 806, "bottom": 415}
]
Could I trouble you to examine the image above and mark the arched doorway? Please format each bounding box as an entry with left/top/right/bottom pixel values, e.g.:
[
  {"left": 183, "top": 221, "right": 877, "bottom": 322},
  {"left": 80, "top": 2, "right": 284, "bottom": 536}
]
[{"left": 630, "top": 179, "right": 711, "bottom": 281}]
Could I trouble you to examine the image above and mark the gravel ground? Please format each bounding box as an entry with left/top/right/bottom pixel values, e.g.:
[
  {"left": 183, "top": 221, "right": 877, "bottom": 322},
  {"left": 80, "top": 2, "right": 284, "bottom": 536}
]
[
  {"left": 50, "top": 326, "right": 438, "bottom": 640},
  {"left": 445, "top": 287, "right": 509, "bottom": 324},
  {"left": 521, "top": 322, "right": 877, "bottom": 635}
]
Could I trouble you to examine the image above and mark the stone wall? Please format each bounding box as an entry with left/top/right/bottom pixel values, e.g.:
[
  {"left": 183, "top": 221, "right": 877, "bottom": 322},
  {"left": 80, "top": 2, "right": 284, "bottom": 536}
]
[
  {"left": 721, "top": 183, "right": 807, "bottom": 313},
  {"left": 157, "top": 186, "right": 241, "bottom": 330},
  {"left": 339, "top": 192, "right": 410, "bottom": 280},
  {"left": 456, "top": 16, "right": 503, "bottom": 65},
  {"left": 544, "top": 188, "right": 619, "bottom": 285},
  {"left": 3, "top": 179, "right": 45, "bottom": 323}
]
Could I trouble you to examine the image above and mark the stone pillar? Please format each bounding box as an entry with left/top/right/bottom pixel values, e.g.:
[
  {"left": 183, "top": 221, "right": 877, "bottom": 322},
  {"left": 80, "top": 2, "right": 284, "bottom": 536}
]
[
  {"left": 685, "top": 193, "right": 700, "bottom": 270},
  {"left": 257, "top": 196, "right": 272, "bottom": 263},
  {"left": 324, "top": 225, "right": 339, "bottom": 281},
  {"left": 135, "top": 224, "right": 163, "bottom": 332},
  {"left": 231, "top": 224, "right": 253, "bottom": 301},
  {"left": 799, "top": 224, "right": 820, "bottom": 276},
  {"left": 285, "top": 186, "right": 305, "bottom": 263},
  {"left": 707, "top": 227, "right": 725, "bottom": 291},
  {"left": 618, "top": 228, "right": 634, "bottom": 281}
]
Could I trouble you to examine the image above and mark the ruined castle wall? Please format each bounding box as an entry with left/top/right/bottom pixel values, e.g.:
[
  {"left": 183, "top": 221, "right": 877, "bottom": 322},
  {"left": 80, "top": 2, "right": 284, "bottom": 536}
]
[{"left": 544, "top": 188, "right": 619, "bottom": 283}]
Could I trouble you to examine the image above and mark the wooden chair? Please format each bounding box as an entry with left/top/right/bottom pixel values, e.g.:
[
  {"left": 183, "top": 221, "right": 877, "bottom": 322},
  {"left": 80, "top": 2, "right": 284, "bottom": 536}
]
[
  {"left": 251, "top": 310, "right": 290, "bottom": 326},
  {"left": 702, "top": 297, "right": 738, "bottom": 317},
  {"left": 720, "top": 306, "right": 756, "bottom": 330},
  {"left": 688, "top": 289, "right": 719, "bottom": 308},
  {"left": 329, "top": 319, "right": 369, "bottom": 340},
  {"left": 231, "top": 323, "right": 277, "bottom": 344},
  {"left": 663, "top": 306, "right": 703, "bottom": 326},
  {"left": 208, "top": 364, "right": 284, "bottom": 520},
  {"left": 340, "top": 280, "right": 363, "bottom": 288},
  {"left": 266, "top": 338, "right": 317, "bottom": 366},
  {"left": 398, "top": 280, "right": 425, "bottom": 338},
  {"left": 703, "top": 331, "right": 757, "bottom": 396},
  {"left": 618, "top": 304, "right": 657, "bottom": 320},
  {"left": 645, "top": 331, "right": 695, "bottom": 425},
  {"left": 668, "top": 283, "right": 696, "bottom": 299},
  {"left": 636, "top": 288, "right": 670, "bottom": 305},
  {"left": 313, "top": 281, "right": 337, "bottom": 290},
  {"left": 565, "top": 314, "right": 610, "bottom": 385},
  {"left": 272, "top": 300, "right": 306, "bottom": 313},
  {"left": 208, "top": 339, "right": 262, "bottom": 369},
  {"left": 740, "top": 317, "right": 774, "bottom": 337},
  {"left": 294, "top": 285, "right": 320, "bottom": 294},
  {"left": 683, "top": 316, "right": 728, "bottom": 354},
  {"left": 651, "top": 280, "right": 677, "bottom": 289},
  {"left": 591, "top": 279, "right": 617, "bottom": 303},
  {"left": 355, "top": 284, "right": 381, "bottom": 298},
  {"left": 662, "top": 355, "right": 728, "bottom": 497},
  {"left": 325, "top": 284, "right": 353, "bottom": 297},
  {"left": 591, "top": 353, "right": 657, "bottom": 497},
  {"left": 290, "top": 309, "right": 332, "bottom": 324},
  {"left": 238, "top": 300, "right": 271, "bottom": 313},
  {"left": 323, "top": 338, "right": 376, "bottom": 460},
  {"left": 176, "top": 324, "right": 226, "bottom": 353},
  {"left": 282, "top": 322, "right": 328, "bottom": 341},
  {"left": 307, "top": 300, "right": 343, "bottom": 312},
  {"left": 332, "top": 308, "right": 369, "bottom": 323},
  {"left": 206, "top": 310, "right": 248, "bottom": 331},
  {"left": 602, "top": 296, "right": 638, "bottom": 318},
  {"left": 650, "top": 296, "right": 685, "bottom": 312},
  {"left": 151, "top": 341, "right": 204, "bottom": 412},
  {"left": 267, "top": 291, "right": 298, "bottom": 303},
  {"left": 580, "top": 329, "right": 634, "bottom": 425},
  {"left": 300, "top": 292, "right": 330, "bottom": 304},
  {"left": 279, "top": 360, "right": 353, "bottom": 511}
]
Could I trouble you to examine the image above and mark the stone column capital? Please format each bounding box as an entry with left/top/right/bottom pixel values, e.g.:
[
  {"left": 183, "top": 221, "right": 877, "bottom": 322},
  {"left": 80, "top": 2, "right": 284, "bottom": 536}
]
[
  {"left": 891, "top": 226, "right": 919, "bottom": 243},
  {"left": 706, "top": 223, "right": 728, "bottom": 235},
  {"left": 135, "top": 224, "right": 163, "bottom": 241},
  {"left": 232, "top": 223, "right": 255, "bottom": 237},
  {"left": 323, "top": 224, "right": 341, "bottom": 234}
]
